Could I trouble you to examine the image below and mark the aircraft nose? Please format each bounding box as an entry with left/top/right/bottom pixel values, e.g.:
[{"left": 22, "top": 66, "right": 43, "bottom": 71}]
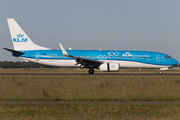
[{"left": 173, "top": 59, "right": 179, "bottom": 66}]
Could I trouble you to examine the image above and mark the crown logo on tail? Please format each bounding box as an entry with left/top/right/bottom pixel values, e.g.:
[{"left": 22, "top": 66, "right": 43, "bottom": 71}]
[{"left": 17, "top": 33, "right": 24, "bottom": 38}]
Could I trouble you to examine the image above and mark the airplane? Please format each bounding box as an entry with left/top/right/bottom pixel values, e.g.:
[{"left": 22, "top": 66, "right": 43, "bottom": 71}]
[{"left": 4, "top": 18, "right": 179, "bottom": 74}]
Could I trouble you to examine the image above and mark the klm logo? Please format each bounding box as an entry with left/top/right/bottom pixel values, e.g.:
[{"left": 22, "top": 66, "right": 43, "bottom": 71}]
[
  {"left": 13, "top": 33, "right": 28, "bottom": 42},
  {"left": 123, "top": 52, "right": 132, "bottom": 56},
  {"left": 110, "top": 65, "right": 115, "bottom": 68}
]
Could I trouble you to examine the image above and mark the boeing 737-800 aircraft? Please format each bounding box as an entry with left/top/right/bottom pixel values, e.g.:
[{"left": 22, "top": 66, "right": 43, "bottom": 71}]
[{"left": 4, "top": 18, "right": 179, "bottom": 74}]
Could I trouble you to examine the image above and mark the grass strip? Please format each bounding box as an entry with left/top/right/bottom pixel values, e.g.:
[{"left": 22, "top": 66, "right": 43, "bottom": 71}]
[
  {"left": 0, "top": 104, "right": 180, "bottom": 120},
  {"left": 1, "top": 76, "right": 180, "bottom": 101}
]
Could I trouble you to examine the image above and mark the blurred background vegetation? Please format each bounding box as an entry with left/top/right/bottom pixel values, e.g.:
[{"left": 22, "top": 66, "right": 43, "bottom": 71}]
[{"left": 0, "top": 61, "right": 60, "bottom": 68}]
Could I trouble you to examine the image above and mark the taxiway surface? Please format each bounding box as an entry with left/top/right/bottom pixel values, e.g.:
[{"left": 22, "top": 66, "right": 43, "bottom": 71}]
[{"left": 0, "top": 73, "right": 180, "bottom": 76}]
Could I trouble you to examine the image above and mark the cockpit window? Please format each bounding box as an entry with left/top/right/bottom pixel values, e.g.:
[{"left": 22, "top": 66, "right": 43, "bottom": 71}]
[{"left": 165, "top": 56, "right": 171, "bottom": 59}]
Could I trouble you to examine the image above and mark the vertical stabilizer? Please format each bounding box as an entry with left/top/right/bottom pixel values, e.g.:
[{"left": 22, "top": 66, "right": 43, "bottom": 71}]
[{"left": 7, "top": 18, "right": 50, "bottom": 50}]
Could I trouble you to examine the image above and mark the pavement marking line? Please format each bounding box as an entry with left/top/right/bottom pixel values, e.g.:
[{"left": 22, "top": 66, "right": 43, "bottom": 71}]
[{"left": 0, "top": 101, "right": 180, "bottom": 104}]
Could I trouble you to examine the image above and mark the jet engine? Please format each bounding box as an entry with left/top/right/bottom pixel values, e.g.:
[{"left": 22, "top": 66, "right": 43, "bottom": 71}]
[{"left": 100, "top": 62, "right": 120, "bottom": 72}]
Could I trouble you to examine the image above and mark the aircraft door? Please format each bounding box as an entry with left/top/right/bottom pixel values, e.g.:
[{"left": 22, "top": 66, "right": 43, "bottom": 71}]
[
  {"left": 156, "top": 54, "right": 160, "bottom": 62},
  {"left": 35, "top": 52, "right": 40, "bottom": 61}
]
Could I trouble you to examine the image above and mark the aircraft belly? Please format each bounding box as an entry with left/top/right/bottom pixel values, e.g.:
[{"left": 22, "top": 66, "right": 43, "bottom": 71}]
[{"left": 105, "top": 60, "right": 171, "bottom": 68}]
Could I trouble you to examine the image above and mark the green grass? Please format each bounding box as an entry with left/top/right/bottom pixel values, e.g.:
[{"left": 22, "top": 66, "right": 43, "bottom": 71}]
[
  {"left": 1, "top": 76, "right": 180, "bottom": 101},
  {"left": 0, "top": 104, "right": 180, "bottom": 120},
  {"left": 0, "top": 69, "right": 180, "bottom": 119}
]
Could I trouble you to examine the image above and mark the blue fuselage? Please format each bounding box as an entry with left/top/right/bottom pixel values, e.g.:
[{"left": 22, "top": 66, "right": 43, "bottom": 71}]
[{"left": 13, "top": 50, "right": 178, "bottom": 67}]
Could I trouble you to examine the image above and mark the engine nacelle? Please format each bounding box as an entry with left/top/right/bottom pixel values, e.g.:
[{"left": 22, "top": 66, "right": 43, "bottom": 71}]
[{"left": 100, "top": 62, "right": 120, "bottom": 72}]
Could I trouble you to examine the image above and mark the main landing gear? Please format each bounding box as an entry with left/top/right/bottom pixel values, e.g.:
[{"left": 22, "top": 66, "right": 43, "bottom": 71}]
[
  {"left": 88, "top": 68, "right": 94, "bottom": 74},
  {"left": 158, "top": 70, "right": 162, "bottom": 74}
]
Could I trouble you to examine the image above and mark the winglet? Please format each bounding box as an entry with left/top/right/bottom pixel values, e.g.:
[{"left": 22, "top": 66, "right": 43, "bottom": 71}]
[{"left": 59, "top": 44, "right": 69, "bottom": 56}]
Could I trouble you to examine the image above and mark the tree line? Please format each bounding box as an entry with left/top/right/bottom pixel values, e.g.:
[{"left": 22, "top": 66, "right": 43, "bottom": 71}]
[{"left": 0, "top": 61, "right": 60, "bottom": 68}]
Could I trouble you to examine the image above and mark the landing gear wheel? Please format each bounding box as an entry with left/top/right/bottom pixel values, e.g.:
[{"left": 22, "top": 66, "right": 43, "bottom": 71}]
[
  {"left": 88, "top": 69, "right": 94, "bottom": 74},
  {"left": 158, "top": 70, "right": 162, "bottom": 74}
]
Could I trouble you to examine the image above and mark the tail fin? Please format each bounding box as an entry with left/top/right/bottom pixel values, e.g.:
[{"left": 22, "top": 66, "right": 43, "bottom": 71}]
[{"left": 7, "top": 18, "right": 50, "bottom": 50}]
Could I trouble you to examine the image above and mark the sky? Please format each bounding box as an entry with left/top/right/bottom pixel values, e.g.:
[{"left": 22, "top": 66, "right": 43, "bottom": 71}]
[{"left": 1, "top": 0, "right": 180, "bottom": 61}]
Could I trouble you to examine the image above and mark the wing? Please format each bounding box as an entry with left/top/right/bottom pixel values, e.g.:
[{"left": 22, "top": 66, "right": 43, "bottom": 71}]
[{"left": 59, "top": 44, "right": 103, "bottom": 68}]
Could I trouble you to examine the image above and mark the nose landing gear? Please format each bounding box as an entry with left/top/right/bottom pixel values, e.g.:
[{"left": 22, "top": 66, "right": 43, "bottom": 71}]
[{"left": 88, "top": 69, "right": 94, "bottom": 74}]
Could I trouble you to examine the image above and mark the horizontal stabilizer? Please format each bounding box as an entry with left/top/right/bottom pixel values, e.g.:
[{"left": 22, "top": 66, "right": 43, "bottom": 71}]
[{"left": 3, "top": 48, "right": 25, "bottom": 54}]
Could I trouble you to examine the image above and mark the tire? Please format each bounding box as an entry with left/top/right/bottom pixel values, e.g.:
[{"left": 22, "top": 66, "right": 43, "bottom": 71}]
[{"left": 88, "top": 69, "right": 94, "bottom": 74}]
